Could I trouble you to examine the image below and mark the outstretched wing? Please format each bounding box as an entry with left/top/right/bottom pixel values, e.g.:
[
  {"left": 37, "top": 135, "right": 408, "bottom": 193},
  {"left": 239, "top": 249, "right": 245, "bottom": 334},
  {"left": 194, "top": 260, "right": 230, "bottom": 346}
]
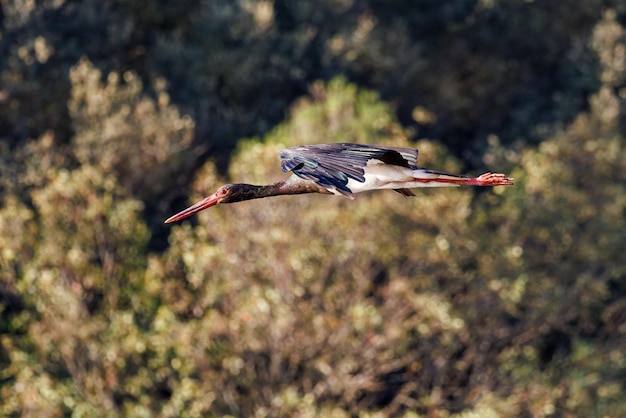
[{"left": 279, "top": 143, "right": 419, "bottom": 197}]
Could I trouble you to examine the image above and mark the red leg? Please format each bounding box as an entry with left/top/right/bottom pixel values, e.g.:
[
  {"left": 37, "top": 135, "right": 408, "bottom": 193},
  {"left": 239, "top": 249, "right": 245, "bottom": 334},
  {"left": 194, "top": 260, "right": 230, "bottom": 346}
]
[
  {"left": 469, "top": 172, "right": 514, "bottom": 186},
  {"left": 413, "top": 171, "right": 514, "bottom": 186}
]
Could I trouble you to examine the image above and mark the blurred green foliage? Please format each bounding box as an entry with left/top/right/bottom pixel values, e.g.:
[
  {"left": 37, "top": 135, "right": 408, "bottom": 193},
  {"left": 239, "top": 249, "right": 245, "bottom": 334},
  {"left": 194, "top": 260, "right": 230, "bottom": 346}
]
[{"left": 1, "top": 2, "right": 626, "bottom": 417}]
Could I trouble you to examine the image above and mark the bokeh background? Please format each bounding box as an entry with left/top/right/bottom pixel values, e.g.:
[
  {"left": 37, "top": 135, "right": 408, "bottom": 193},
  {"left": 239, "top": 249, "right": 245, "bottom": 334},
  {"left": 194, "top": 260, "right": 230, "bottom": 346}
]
[{"left": 1, "top": 1, "right": 626, "bottom": 416}]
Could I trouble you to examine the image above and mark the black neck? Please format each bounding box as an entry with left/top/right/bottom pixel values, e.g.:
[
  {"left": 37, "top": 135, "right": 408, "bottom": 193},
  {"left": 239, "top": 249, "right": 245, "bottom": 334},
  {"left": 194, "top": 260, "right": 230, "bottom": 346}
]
[{"left": 228, "top": 176, "right": 328, "bottom": 203}]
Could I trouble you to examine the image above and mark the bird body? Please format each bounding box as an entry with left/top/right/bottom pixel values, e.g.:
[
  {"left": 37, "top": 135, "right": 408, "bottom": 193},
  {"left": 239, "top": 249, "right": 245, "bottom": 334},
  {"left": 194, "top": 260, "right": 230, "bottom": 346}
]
[{"left": 165, "top": 143, "right": 513, "bottom": 223}]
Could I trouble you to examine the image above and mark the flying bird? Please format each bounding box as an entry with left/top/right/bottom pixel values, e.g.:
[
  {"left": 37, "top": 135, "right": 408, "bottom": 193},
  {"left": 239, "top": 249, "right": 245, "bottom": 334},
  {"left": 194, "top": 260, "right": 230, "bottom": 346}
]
[{"left": 165, "top": 143, "right": 513, "bottom": 223}]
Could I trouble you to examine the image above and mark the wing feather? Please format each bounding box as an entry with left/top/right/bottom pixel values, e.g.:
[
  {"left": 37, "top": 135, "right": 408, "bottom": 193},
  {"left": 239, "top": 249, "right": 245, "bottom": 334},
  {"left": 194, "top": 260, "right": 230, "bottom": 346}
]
[{"left": 279, "top": 143, "right": 419, "bottom": 195}]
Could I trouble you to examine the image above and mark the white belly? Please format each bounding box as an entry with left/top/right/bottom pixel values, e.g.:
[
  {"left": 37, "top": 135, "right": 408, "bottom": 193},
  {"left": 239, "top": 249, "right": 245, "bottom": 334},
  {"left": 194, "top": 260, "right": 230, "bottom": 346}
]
[
  {"left": 343, "top": 164, "right": 463, "bottom": 194},
  {"left": 346, "top": 165, "right": 414, "bottom": 193}
]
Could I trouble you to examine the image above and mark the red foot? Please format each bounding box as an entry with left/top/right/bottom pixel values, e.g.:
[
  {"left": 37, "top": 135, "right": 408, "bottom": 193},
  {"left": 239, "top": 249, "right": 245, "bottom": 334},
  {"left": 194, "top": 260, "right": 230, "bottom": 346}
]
[{"left": 474, "top": 172, "right": 514, "bottom": 186}]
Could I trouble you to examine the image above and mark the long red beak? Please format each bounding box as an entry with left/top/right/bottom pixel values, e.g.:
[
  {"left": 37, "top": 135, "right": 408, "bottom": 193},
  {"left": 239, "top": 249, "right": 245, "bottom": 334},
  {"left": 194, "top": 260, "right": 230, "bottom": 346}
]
[{"left": 164, "top": 194, "right": 220, "bottom": 223}]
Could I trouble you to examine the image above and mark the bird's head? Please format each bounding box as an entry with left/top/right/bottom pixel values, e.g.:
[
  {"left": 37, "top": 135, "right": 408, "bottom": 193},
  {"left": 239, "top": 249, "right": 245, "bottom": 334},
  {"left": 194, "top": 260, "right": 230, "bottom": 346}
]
[{"left": 164, "top": 184, "right": 244, "bottom": 223}]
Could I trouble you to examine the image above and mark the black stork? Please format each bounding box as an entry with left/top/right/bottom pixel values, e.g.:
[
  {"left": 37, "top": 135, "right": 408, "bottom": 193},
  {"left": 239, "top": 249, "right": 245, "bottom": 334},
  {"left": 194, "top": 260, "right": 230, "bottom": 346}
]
[{"left": 165, "top": 143, "right": 513, "bottom": 223}]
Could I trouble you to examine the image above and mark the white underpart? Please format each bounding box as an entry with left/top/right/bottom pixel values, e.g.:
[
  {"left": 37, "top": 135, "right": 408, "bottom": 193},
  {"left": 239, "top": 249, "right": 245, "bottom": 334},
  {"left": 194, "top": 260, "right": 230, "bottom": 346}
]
[{"left": 337, "top": 160, "right": 466, "bottom": 196}]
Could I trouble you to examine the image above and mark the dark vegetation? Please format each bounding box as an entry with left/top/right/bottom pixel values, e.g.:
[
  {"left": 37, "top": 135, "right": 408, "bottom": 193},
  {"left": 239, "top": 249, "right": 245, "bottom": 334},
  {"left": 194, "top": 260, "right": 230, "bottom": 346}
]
[{"left": 1, "top": 1, "right": 626, "bottom": 416}]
